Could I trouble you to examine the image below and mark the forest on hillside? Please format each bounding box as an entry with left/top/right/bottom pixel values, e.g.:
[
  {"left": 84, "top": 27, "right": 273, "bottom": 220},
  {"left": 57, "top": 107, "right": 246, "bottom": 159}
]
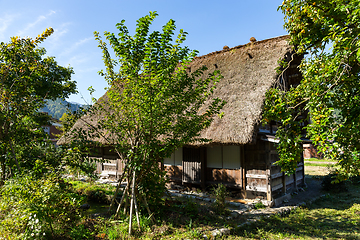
[{"left": 41, "top": 99, "right": 89, "bottom": 119}]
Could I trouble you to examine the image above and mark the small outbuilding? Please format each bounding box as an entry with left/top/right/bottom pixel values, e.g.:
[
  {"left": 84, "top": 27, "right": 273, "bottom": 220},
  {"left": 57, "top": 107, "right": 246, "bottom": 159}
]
[{"left": 58, "top": 35, "right": 305, "bottom": 204}]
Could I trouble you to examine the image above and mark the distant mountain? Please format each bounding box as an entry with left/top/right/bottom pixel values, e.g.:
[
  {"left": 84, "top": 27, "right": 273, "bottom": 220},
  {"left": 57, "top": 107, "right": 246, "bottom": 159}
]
[{"left": 41, "top": 99, "right": 90, "bottom": 120}]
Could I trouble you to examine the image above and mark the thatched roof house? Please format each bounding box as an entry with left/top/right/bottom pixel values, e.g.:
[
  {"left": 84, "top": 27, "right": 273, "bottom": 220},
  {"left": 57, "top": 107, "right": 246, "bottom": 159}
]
[
  {"left": 59, "top": 35, "right": 304, "bottom": 205},
  {"left": 189, "top": 35, "right": 293, "bottom": 145},
  {"left": 59, "top": 35, "right": 295, "bottom": 145}
]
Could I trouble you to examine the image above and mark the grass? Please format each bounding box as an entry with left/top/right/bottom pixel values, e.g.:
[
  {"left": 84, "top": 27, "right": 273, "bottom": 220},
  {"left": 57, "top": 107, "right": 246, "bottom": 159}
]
[
  {"left": 304, "top": 158, "right": 338, "bottom": 168},
  {"left": 63, "top": 168, "right": 360, "bottom": 239},
  {"left": 305, "top": 163, "right": 335, "bottom": 167},
  {"left": 68, "top": 179, "right": 116, "bottom": 204},
  {"left": 231, "top": 185, "right": 360, "bottom": 239},
  {"left": 80, "top": 181, "right": 360, "bottom": 239},
  {"left": 304, "top": 158, "right": 336, "bottom": 162}
]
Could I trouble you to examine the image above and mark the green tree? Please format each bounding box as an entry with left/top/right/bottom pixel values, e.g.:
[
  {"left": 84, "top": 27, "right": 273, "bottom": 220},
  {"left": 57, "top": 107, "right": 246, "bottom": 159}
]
[
  {"left": 0, "top": 28, "right": 77, "bottom": 184},
  {"left": 93, "top": 11, "right": 225, "bottom": 234},
  {"left": 263, "top": 0, "right": 360, "bottom": 179}
]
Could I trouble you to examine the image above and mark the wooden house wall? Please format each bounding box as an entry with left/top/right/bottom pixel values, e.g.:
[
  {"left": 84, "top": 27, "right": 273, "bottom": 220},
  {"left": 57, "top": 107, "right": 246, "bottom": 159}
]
[
  {"left": 164, "top": 165, "right": 182, "bottom": 182},
  {"left": 89, "top": 146, "right": 124, "bottom": 179},
  {"left": 244, "top": 139, "right": 305, "bottom": 200},
  {"left": 205, "top": 145, "right": 242, "bottom": 187},
  {"left": 164, "top": 148, "right": 183, "bottom": 182},
  {"left": 90, "top": 139, "right": 305, "bottom": 201},
  {"left": 244, "top": 140, "right": 269, "bottom": 199},
  {"left": 182, "top": 147, "right": 206, "bottom": 187}
]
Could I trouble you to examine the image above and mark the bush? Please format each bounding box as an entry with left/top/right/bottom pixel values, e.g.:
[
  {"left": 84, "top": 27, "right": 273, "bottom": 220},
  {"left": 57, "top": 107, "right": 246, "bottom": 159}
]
[
  {"left": 0, "top": 174, "right": 84, "bottom": 239},
  {"left": 254, "top": 201, "right": 266, "bottom": 209},
  {"left": 70, "top": 181, "right": 115, "bottom": 204},
  {"left": 321, "top": 173, "right": 348, "bottom": 192},
  {"left": 212, "top": 183, "right": 228, "bottom": 214},
  {"left": 350, "top": 175, "right": 360, "bottom": 185}
]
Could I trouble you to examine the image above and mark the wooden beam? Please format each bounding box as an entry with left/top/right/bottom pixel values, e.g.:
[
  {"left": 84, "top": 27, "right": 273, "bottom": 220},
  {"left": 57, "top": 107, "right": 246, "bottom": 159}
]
[
  {"left": 103, "top": 163, "right": 117, "bottom": 166},
  {"left": 246, "top": 186, "right": 267, "bottom": 193},
  {"left": 272, "top": 183, "right": 283, "bottom": 191},
  {"left": 246, "top": 174, "right": 267, "bottom": 179},
  {"left": 271, "top": 172, "right": 283, "bottom": 179}
]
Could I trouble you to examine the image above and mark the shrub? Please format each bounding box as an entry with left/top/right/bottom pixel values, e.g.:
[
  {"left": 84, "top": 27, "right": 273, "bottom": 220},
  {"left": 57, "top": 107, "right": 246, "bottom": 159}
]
[
  {"left": 350, "top": 175, "right": 360, "bottom": 185},
  {"left": 0, "top": 174, "right": 84, "bottom": 239},
  {"left": 70, "top": 181, "right": 115, "bottom": 204},
  {"left": 212, "top": 183, "right": 228, "bottom": 214},
  {"left": 254, "top": 201, "right": 266, "bottom": 209},
  {"left": 181, "top": 198, "right": 199, "bottom": 219},
  {"left": 321, "top": 173, "right": 348, "bottom": 192}
]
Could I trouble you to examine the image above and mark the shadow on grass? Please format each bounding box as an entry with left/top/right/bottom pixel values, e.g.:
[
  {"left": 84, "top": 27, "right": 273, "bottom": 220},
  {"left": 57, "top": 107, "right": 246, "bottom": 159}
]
[
  {"left": 234, "top": 208, "right": 359, "bottom": 239},
  {"left": 233, "top": 184, "right": 360, "bottom": 239}
]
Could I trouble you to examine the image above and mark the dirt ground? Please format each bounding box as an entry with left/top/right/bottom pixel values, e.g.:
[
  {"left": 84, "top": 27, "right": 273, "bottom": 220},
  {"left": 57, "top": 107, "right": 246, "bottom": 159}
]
[
  {"left": 279, "top": 176, "right": 324, "bottom": 207},
  {"left": 304, "top": 165, "right": 335, "bottom": 176},
  {"left": 278, "top": 165, "right": 328, "bottom": 207}
]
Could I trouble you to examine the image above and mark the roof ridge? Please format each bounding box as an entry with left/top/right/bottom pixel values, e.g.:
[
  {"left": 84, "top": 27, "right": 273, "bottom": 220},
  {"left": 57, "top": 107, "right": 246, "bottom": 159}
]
[{"left": 194, "top": 35, "right": 290, "bottom": 60}]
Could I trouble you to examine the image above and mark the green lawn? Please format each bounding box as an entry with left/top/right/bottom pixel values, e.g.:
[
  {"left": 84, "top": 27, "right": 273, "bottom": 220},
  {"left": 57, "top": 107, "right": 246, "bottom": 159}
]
[
  {"left": 56, "top": 171, "right": 360, "bottom": 240},
  {"left": 73, "top": 177, "right": 360, "bottom": 239},
  {"left": 304, "top": 158, "right": 337, "bottom": 168},
  {"left": 304, "top": 158, "right": 337, "bottom": 162},
  {"left": 305, "top": 163, "right": 335, "bottom": 167},
  {"left": 230, "top": 186, "right": 360, "bottom": 239}
]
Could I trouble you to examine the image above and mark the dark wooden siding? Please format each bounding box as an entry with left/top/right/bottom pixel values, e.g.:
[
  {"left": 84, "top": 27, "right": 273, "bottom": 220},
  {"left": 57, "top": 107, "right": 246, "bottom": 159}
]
[
  {"left": 165, "top": 165, "right": 182, "bottom": 182},
  {"left": 244, "top": 141, "right": 269, "bottom": 197},
  {"left": 206, "top": 168, "right": 242, "bottom": 187},
  {"left": 182, "top": 147, "right": 202, "bottom": 183},
  {"left": 244, "top": 138, "right": 305, "bottom": 200}
]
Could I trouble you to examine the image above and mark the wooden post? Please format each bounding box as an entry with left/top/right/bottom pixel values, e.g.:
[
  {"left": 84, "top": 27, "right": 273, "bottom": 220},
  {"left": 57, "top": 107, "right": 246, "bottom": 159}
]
[
  {"left": 240, "top": 145, "right": 247, "bottom": 199},
  {"left": 301, "top": 153, "right": 306, "bottom": 186},
  {"left": 266, "top": 142, "right": 272, "bottom": 201},
  {"left": 293, "top": 171, "right": 298, "bottom": 191},
  {"left": 200, "top": 147, "right": 206, "bottom": 190},
  {"left": 282, "top": 172, "right": 286, "bottom": 195},
  {"left": 101, "top": 147, "right": 104, "bottom": 172}
]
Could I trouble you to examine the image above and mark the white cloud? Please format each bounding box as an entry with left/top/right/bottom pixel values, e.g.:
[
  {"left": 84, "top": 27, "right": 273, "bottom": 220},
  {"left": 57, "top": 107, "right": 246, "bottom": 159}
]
[
  {"left": 60, "top": 37, "right": 92, "bottom": 56},
  {"left": 0, "top": 14, "right": 19, "bottom": 40},
  {"left": 45, "top": 22, "right": 72, "bottom": 50},
  {"left": 51, "top": 23, "right": 70, "bottom": 42},
  {"left": 68, "top": 54, "right": 90, "bottom": 65},
  {"left": 17, "top": 10, "right": 56, "bottom": 36}
]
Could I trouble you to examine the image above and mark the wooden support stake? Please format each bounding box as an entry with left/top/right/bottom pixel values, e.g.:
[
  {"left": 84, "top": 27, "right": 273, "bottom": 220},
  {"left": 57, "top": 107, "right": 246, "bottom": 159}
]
[
  {"left": 109, "top": 162, "right": 129, "bottom": 211},
  {"left": 134, "top": 189, "right": 141, "bottom": 230},
  {"left": 109, "top": 175, "right": 123, "bottom": 211},
  {"left": 128, "top": 195, "right": 134, "bottom": 235},
  {"left": 123, "top": 176, "right": 130, "bottom": 215},
  {"left": 114, "top": 182, "right": 129, "bottom": 219},
  {"left": 128, "top": 171, "right": 136, "bottom": 235}
]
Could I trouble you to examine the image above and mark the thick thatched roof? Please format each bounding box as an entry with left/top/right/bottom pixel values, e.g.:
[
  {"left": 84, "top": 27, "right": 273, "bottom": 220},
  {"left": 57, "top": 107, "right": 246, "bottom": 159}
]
[
  {"left": 58, "top": 35, "right": 295, "bottom": 146},
  {"left": 192, "top": 35, "right": 292, "bottom": 145}
]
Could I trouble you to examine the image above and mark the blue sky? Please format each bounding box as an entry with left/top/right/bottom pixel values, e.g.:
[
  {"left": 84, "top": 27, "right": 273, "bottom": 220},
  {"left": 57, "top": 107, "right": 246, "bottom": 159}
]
[{"left": 0, "top": 0, "right": 286, "bottom": 104}]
